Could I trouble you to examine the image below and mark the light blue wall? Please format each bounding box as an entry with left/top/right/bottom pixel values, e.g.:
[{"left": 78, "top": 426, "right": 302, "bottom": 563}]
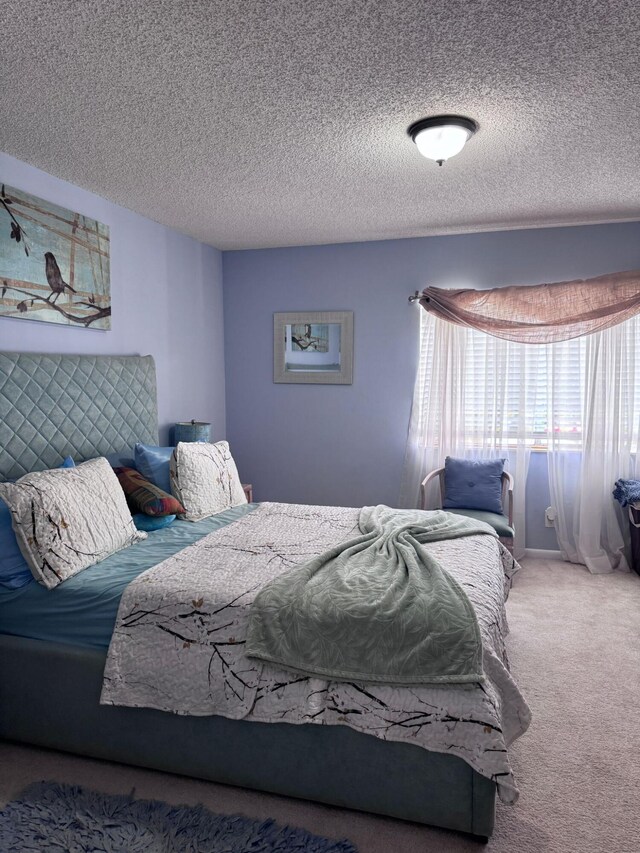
[
  {"left": 0, "top": 152, "right": 226, "bottom": 444},
  {"left": 3, "top": 151, "right": 637, "bottom": 550},
  {"left": 526, "top": 452, "right": 557, "bottom": 551},
  {"left": 223, "top": 222, "right": 640, "bottom": 549}
]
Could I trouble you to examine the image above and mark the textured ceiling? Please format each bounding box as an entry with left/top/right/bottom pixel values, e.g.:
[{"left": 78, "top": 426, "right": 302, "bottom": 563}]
[{"left": 2, "top": 0, "right": 639, "bottom": 250}]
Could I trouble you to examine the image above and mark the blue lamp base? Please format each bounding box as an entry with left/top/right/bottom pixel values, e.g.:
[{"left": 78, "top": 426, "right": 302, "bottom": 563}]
[{"left": 174, "top": 421, "right": 211, "bottom": 443}]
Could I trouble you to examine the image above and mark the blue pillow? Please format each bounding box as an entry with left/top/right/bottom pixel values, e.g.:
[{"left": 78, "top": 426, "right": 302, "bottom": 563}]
[
  {"left": 132, "top": 513, "right": 176, "bottom": 532},
  {"left": 105, "top": 451, "right": 136, "bottom": 469},
  {"left": 134, "top": 444, "right": 175, "bottom": 494},
  {"left": 0, "top": 499, "right": 35, "bottom": 589},
  {"left": 442, "top": 457, "right": 506, "bottom": 514},
  {"left": 135, "top": 441, "right": 206, "bottom": 494},
  {"left": 0, "top": 457, "right": 76, "bottom": 589}
]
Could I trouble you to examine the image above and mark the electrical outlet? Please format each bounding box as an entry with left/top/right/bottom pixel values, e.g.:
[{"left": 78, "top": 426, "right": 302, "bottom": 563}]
[{"left": 545, "top": 506, "right": 556, "bottom": 528}]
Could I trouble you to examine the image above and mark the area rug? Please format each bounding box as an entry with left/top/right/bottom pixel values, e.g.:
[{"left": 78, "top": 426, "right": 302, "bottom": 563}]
[{"left": 0, "top": 780, "right": 358, "bottom": 852}]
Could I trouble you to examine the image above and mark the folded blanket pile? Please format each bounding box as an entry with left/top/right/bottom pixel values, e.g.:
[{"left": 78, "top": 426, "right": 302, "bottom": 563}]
[{"left": 612, "top": 479, "right": 640, "bottom": 507}]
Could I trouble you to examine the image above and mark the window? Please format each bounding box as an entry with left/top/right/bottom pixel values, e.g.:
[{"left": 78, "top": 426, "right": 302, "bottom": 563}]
[{"left": 416, "top": 311, "right": 640, "bottom": 450}]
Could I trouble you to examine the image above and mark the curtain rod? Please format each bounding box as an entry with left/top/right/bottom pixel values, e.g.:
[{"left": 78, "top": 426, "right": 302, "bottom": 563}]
[{"left": 409, "top": 291, "right": 428, "bottom": 303}]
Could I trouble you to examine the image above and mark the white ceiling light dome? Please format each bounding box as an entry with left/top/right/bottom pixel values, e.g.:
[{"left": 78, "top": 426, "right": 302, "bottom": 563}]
[{"left": 408, "top": 115, "right": 478, "bottom": 166}]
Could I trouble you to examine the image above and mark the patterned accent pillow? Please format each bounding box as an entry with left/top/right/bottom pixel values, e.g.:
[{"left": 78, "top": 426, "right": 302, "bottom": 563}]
[
  {"left": 0, "top": 457, "right": 146, "bottom": 590},
  {"left": 170, "top": 441, "right": 247, "bottom": 522},
  {"left": 114, "top": 466, "right": 185, "bottom": 517}
]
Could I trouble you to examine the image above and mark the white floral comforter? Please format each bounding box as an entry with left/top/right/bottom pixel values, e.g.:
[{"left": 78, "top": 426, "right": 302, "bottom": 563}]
[{"left": 101, "top": 502, "right": 531, "bottom": 803}]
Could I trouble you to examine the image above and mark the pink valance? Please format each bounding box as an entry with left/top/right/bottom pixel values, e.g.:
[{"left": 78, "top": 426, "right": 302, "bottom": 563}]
[{"left": 419, "top": 269, "right": 640, "bottom": 343}]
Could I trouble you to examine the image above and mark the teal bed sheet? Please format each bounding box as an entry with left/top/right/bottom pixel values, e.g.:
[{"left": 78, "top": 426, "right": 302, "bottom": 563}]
[{"left": 0, "top": 504, "right": 256, "bottom": 650}]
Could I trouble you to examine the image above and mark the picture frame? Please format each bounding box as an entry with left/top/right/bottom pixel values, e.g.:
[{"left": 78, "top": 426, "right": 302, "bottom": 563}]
[
  {"left": 0, "top": 183, "right": 111, "bottom": 329},
  {"left": 273, "top": 311, "right": 353, "bottom": 384}
]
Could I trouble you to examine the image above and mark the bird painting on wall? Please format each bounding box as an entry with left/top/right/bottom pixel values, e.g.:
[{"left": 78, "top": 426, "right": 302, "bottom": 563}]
[
  {"left": 0, "top": 183, "right": 111, "bottom": 327},
  {"left": 44, "top": 251, "right": 76, "bottom": 303}
]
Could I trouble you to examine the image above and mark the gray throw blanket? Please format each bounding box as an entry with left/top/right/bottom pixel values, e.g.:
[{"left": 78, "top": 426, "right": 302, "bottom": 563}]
[{"left": 246, "top": 506, "right": 497, "bottom": 685}]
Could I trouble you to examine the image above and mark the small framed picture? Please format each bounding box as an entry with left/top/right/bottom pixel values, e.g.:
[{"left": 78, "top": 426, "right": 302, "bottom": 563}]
[{"left": 273, "top": 311, "right": 353, "bottom": 384}]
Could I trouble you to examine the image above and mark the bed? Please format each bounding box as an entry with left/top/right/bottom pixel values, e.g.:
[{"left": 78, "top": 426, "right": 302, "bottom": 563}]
[{"left": 0, "top": 351, "right": 530, "bottom": 840}]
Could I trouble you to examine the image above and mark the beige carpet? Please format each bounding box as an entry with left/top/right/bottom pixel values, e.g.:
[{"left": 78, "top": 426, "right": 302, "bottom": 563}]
[{"left": 1, "top": 558, "right": 639, "bottom": 853}]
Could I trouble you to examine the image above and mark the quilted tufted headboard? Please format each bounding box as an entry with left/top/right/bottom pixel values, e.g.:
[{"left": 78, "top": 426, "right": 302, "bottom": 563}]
[{"left": 0, "top": 352, "right": 159, "bottom": 481}]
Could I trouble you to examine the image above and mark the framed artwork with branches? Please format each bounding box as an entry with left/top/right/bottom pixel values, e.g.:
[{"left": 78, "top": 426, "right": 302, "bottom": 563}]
[{"left": 0, "top": 183, "right": 111, "bottom": 329}]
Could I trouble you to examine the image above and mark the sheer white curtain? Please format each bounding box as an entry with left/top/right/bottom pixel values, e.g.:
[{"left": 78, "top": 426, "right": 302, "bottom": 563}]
[
  {"left": 547, "top": 320, "right": 640, "bottom": 573},
  {"left": 402, "top": 310, "right": 640, "bottom": 572},
  {"left": 400, "top": 312, "right": 532, "bottom": 559}
]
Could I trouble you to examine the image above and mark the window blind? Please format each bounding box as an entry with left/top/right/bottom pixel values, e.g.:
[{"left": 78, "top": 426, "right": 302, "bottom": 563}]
[{"left": 416, "top": 311, "right": 640, "bottom": 451}]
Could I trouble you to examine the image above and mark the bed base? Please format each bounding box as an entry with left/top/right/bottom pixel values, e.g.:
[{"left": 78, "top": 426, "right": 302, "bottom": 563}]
[{"left": 0, "top": 635, "right": 495, "bottom": 838}]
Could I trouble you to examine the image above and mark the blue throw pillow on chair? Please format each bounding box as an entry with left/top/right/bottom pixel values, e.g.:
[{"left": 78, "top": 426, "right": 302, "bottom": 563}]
[{"left": 442, "top": 457, "right": 506, "bottom": 514}]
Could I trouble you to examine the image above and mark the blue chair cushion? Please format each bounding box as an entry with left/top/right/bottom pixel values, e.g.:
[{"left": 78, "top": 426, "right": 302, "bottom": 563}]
[
  {"left": 442, "top": 456, "right": 505, "bottom": 513},
  {"left": 444, "top": 508, "right": 514, "bottom": 539}
]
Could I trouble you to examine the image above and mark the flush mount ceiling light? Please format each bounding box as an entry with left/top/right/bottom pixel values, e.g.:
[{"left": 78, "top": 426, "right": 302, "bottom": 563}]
[{"left": 408, "top": 115, "right": 478, "bottom": 166}]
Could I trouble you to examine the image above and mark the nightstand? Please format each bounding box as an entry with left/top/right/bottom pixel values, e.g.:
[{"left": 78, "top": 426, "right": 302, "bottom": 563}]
[{"left": 242, "top": 483, "right": 253, "bottom": 502}]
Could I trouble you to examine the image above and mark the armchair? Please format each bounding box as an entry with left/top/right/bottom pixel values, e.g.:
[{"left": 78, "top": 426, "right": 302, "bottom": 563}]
[{"left": 420, "top": 466, "right": 515, "bottom": 554}]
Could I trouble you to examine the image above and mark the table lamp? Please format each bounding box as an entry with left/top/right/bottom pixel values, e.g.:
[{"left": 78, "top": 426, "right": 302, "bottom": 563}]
[{"left": 174, "top": 420, "right": 211, "bottom": 443}]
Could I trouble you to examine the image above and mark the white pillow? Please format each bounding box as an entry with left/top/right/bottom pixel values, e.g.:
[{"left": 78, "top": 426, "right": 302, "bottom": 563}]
[
  {"left": 0, "top": 457, "right": 146, "bottom": 589},
  {"left": 170, "top": 441, "right": 247, "bottom": 522}
]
